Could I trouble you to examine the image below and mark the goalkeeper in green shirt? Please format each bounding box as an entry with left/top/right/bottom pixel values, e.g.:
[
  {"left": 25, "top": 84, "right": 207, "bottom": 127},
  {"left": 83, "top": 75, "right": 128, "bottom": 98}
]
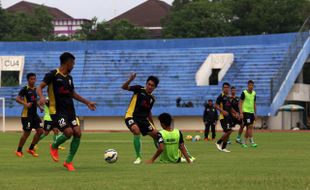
[{"left": 146, "top": 113, "right": 192, "bottom": 164}]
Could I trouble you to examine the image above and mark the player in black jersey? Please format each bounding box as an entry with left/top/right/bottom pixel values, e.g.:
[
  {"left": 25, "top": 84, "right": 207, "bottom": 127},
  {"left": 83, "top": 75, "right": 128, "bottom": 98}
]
[
  {"left": 215, "top": 82, "right": 238, "bottom": 153},
  {"left": 37, "top": 52, "right": 96, "bottom": 171},
  {"left": 15, "top": 73, "right": 44, "bottom": 158},
  {"left": 122, "top": 73, "right": 159, "bottom": 164},
  {"left": 230, "top": 87, "right": 243, "bottom": 144}
]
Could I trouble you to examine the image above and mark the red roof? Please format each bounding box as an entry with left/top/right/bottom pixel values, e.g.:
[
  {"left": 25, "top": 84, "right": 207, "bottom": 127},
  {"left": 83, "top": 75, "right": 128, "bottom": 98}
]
[
  {"left": 6, "top": 1, "right": 73, "bottom": 19},
  {"left": 109, "top": 0, "right": 171, "bottom": 27}
]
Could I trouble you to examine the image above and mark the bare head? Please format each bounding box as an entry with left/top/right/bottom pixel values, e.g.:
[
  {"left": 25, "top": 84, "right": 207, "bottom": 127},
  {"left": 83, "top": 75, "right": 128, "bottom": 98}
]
[
  {"left": 231, "top": 86, "right": 236, "bottom": 96},
  {"left": 222, "top": 82, "right": 230, "bottom": 95},
  {"left": 145, "top": 76, "right": 159, "bottom": 94},
  {"left": 247, "top": 80, "right": 254, "bottom": 92},
  {"left": 60, "top": 52, "right": 75, "bottom": 74},
  {"left": 208, "top": 99, "right": 213, "bottom": 106},
  {"left": 26, "top": 73, "right": 36, "bottom": 87},
  {"left": 158, "top": 112, "right": 172, "bottom": 129}
]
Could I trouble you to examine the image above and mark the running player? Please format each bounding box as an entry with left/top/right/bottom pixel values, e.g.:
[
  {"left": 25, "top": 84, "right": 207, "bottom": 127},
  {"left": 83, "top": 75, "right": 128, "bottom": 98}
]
[
  {"left": 37, "top": 52, "right": 96, "bottom": 171},
  {"left": 230, "top": 86, "right": 243, "bottom": 144},
  {"left": 146, "top": 113, "right": 192, "bottom": 164},
  {"left": 239, "top": 80, "right": 258, "bottom": 148},
  {"left": 122, "top": 73, "right": 159, "bottom": 164},
  {"left": 214, "top": 82, "right": 237, "bottom": 153},
  {"left": 15, "top": 73, "right": 44, "bottom": 157}
]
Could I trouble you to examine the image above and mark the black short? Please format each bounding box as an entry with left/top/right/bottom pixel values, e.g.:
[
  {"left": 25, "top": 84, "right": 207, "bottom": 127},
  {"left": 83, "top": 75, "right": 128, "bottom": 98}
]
[
  {"left": 232, "top": 117, "right": 242, "bottom": 126},
  {"left": 51, "top": 113, "right": 78, "bottom": 132},
  {"left": 44, "top": 120, "right": 54, "bottom": 131},
  {"left": 125, "top": 117, "right": 155, "bottom": 136},
  {"left": 21, "top": 115, "right": 42, "bottom": 132},
  {"left": 220, "top": 118, "right": 233, "bottom": 132},
  {"left": 243, "top": 113, "right": 255, "bottom": 126}
]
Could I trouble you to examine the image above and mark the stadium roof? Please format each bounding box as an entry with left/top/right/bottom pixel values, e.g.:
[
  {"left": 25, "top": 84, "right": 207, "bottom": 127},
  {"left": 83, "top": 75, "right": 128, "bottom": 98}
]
[
  {"left": 109, "top": 0, "right": 171, "bottom": 27},
  {"left": 6, "top": 1, "right": 73, "bottom": 19}
]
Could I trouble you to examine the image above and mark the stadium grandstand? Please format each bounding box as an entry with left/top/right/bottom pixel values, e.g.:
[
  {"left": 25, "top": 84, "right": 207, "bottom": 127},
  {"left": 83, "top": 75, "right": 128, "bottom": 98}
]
[{"left": 0, "top": 32, "right": 309, "bottom": 131}]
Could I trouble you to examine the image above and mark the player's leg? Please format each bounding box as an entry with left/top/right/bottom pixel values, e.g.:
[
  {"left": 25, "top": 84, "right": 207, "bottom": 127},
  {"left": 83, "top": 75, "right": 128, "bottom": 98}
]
[
  {"left": 50, "top": 114, "right": 72, "bottom": 162},
  {"left": 204, "top": 121, "right": 210, "bottom": 141},
  {"left": 16, "top": 130, "right": 31, "bottom": 157},
  {"left": 131, "top": 125, "right": 142, "bottom": 164},
  {"left": 125, "top": 118, "right": 142, "bottom": 163},
  {"left": 216, "top": 119, "right": 226, "bottom": 148},
  {"left": 248, "top": 123, "right": 257, "bottom": 147},
  {"left": 221, "top": 130, "right": 232, "bottom": 152},
  {"left": 39, "top": 120, "right": 52, "bottom": 141},
  {"left": 236, "top": 123, "right": 244, "bottom": 144},
  {"left": 25, "top": 117, "right": 43, "bottom": 157},
  {"left": 211, "top": 123, "right": 216, "bottom": 140},
  {"left": 53, "top": 128, "right": 65, "bottom": 150},
  {"left": 216, "top": 119, "right": 232, "bottom": 152},
  {"left": 52, "top": 128, "right": 59, "bottom": 141},
  {"left": 64, "top": 124, "right": 81, "bottom": 171}
]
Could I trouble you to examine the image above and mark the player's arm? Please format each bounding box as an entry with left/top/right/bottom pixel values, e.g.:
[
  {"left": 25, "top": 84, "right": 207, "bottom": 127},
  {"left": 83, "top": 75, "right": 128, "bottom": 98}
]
[
  {"left": 215, "top": 108, "right": 219, "bottom": 121},
  {"left": 231, "top": 107, "right": 239, "bottom": 119},
  {"left": 146, "top": 143, "right": 164, "bottom": 164},
  {"left": 179, "top": 131, "right": 191, "bottom": 164},
  {"left": 37, "top": 81, "right": 49, "bottom": 107},
  {"left": 146, "top": 133, "right": 164, "bottom": 164},
  {"left": 215, "top": 102, "right": 228, "bottom": 116},
  {"left": 16, "top": 93, "right": 32, "bottom": 108},
  {"left": 148, "top": 111, "right": 154, "bottom": 125},
  {"left": 239, "top": 92, "right": 245, "bottom": 119},
  {"left": 180, "top": 143, "right": 191, "bottom": 164},
  {"left": 72, "top": 91, "right": 96, "bottom": 111},
  {"left": 121, "top": 73, "right": 136, "bottom": 90},
  {"left": 37, "top": 101, "right": 44, "bottom": 113},
  {"left": 254, "top": 95, "right": 257, "bottom": 119}
]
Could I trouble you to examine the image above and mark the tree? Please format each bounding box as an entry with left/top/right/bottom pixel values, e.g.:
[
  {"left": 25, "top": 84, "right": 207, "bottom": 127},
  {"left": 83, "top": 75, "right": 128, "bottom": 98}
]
[
  {"left": 162, "top": 0, "right": 237, "bottom": 38},
  {"left": 76, "top": 18, "right": 146, "bottom": 40},
  {"left": 163, "top": 0, "right": 310, "bottom": 38},
  {"left": 0, "top": 6, "right": 53, "bottom": 41},
  {"left": 172, "top": 0, "right": 192, "bottom": 10},
  {"left": 228, "top": 0, "right": 310, "bottom": 35}
]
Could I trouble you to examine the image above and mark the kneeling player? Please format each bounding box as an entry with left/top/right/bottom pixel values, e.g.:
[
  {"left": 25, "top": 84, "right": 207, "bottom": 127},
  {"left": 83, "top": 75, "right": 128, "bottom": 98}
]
[{"left": 146, "top": 113, "right": 192, "bottom": 164}]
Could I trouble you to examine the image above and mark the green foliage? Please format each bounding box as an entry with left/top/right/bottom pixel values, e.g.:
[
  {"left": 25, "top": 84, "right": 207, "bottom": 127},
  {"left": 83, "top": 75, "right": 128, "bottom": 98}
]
[
  {"left": 228, "top": 0, "right": 310, "bottom": 35},
  {"left": 163, "top": 0, "right": 237, "bottom": 38},
  {"left": 0, "top": 6, "right": 53, "bottom": 41},
  {"left": 1, "top": 71, "right": 19, "bottom": 86},
  {"left": 76, "top": 18, "right": 146, "bottom": 40},
  {"left": 163, "top": 0, "right": 310, "bottom": 38}
]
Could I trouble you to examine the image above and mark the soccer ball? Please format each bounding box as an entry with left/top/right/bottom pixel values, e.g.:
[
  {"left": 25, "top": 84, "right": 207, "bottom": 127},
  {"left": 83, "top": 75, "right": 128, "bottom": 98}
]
[
  {"left": 194, "top": 135, "right": 201, "bottom": 141},
  {"left": 104, "top": 149, "right": 118, "bottom": 163},
  {"left": 185, "top": 135, "right": 193, "bottom": 141}
]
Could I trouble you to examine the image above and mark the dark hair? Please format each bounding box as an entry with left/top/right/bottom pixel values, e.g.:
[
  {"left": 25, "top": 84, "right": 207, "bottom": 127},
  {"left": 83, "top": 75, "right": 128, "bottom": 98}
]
[
  {"left": 231, "top": 86, "right": 236, "bottom": 90},
  {"left": 223, "top": 82, "right": 230, "bottom": 87},
  {"left": 158, "top": 112, "right": 172, "bottom": 127},
  {"left": 60, "top": 52, "right": 75, "bottom": 65},
  {"left": 208, "top": 99, "right": 213, "bottom": 102},
  {"left": 248, "top": 80, "right": 254, "bottom": 85},
  {"left": 26, "top": 73, "right": 36, "bottom": 80},
  {"left": 147, "top": 76, "right": 159, "bottom": 87}
]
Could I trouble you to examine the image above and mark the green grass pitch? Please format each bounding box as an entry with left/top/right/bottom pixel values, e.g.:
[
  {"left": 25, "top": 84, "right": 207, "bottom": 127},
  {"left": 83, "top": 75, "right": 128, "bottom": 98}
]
[{"left": 0, "top": 131, "right": 309, "bottom": 190}]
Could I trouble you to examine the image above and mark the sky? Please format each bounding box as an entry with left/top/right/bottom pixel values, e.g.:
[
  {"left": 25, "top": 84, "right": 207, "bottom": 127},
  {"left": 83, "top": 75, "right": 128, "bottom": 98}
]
[{"left": 2, "top": 0, "right": 174, "bottom": 21}]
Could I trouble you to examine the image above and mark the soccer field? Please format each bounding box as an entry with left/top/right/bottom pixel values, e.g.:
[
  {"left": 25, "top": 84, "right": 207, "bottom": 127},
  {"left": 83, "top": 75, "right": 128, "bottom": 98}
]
[{"left": 0, "top": 132, "right": 309, "bottom": 190}]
